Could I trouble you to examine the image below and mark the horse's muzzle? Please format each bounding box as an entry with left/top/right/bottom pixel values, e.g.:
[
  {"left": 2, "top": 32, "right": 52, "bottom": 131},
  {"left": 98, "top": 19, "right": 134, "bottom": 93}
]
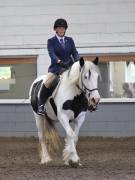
[{"left": 88, "top": 97, "right": 100, "bottom": 112}]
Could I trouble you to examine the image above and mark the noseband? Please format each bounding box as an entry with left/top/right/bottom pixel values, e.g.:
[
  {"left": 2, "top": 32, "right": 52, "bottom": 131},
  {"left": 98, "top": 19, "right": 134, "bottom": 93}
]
[{"left": 76, "top": 82, "right": 99, "bottom": 112}]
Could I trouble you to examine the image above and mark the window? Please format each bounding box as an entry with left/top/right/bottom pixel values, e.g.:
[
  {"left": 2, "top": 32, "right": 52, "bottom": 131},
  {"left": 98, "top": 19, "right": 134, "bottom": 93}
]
[
  {"left": 126, "top": 62, "right": 135, "bottom": 83},
  {"left": 84, "top": 55, "right": 135, "bottom": 98},
  {"left": 0, "top": 57, "right": 37, "bottom": 99},
  {"left": 0, "top": 67, "right": 11, "bottom": 90}
]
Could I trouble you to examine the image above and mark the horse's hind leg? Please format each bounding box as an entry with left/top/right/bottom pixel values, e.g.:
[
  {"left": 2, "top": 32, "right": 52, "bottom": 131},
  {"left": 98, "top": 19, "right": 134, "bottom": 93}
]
[{"left": 34, "top": 113, "right": 52, "bottom": 164}]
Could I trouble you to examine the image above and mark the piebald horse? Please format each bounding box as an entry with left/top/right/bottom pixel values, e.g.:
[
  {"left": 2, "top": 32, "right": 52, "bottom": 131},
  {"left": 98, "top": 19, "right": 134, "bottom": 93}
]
[{"left": 29, "top": 57, "right": 100, "bottom": 167}]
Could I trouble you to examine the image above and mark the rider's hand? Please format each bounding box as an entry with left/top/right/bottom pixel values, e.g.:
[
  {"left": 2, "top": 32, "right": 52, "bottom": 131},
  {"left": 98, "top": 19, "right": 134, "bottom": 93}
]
[
  {"left": 57, "top": 59, "right": 61, "bottom": 63},
  {"left": 58, "top": 61, "right": 68, "bottom": 68}
]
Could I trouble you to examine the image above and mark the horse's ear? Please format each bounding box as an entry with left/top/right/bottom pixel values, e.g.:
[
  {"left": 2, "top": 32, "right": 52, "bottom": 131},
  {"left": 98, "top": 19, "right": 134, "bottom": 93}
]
[
  {"left": 93, "top": 57, "right": 99, "bottom": 65},
  {"left": 79, "top": 57, "right": 84, "bottom": 67}
]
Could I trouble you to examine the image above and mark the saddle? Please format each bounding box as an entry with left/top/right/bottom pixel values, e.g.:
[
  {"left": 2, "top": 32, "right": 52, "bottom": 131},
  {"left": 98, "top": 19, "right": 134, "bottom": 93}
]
[{"left": 30, "top": 77, "right": 60, "bottom": 114}]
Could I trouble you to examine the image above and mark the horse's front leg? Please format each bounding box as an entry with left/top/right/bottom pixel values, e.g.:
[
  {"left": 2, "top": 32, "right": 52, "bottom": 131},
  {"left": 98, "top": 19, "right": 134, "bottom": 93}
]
[
  {"left": 74, "top": 111, "right": 86, "bottom": 145},
  {"left": 59, "top": 113, "right": 80, "bottom": 167}
]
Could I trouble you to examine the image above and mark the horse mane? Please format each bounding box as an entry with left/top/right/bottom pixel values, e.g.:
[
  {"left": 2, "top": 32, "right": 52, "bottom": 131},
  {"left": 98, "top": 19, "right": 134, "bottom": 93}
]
[
  {"left": 62, "top": 61, "right": 80, "bottom": 85},
  {"left": 61, "top": 60, "right": 100, "bottom": 85}
]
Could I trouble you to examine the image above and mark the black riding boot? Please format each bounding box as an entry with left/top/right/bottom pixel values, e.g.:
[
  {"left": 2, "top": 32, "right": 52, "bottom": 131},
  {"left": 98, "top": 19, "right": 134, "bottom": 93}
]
[{"left": 37, "top": 84, "right": 49, "bottom": 115}]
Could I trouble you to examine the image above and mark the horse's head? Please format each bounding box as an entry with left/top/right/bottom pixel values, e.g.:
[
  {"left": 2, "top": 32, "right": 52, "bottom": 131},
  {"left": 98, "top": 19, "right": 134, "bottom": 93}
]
[{"left": 78, "top": 57, "right": 101, "bottom": 111}]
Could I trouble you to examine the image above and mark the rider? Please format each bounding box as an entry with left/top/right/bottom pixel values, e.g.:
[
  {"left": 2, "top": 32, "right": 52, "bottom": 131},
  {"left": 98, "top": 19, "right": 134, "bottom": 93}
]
[{"left": 37, "top": 18, "right": 80, "bottom": 115}]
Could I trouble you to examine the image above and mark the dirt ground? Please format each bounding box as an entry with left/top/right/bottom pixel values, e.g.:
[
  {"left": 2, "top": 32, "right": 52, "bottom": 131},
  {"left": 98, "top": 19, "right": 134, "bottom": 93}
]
[{"left": 0, "top": 137, "right": 135, "bottom": 180}]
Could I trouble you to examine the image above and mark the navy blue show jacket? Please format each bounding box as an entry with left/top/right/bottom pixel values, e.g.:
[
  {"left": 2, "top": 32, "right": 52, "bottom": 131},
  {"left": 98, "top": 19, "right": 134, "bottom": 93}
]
[{"left": 47, "top": 36, "right": 80, "bottom": 73}]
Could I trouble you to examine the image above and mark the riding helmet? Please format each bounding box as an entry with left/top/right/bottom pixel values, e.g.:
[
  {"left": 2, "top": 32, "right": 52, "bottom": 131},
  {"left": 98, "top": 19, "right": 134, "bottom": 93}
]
[{"left": 54, "top": 18, "right": 68, "bottom": 30}]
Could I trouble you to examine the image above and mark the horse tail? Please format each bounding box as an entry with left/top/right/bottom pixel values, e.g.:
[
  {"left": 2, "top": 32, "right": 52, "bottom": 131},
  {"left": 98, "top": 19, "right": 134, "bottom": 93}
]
[{"left": 43, "top": 115, "right": 63, "bottom": 157}]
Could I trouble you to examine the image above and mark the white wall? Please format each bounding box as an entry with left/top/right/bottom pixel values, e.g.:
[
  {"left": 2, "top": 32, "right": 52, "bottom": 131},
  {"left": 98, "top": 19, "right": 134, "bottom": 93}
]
[
  {"left": 0, "top": 0, "right": 135, "bottom": 49},
  {"left": 0, "top": 0, "right": 135, "bottom": 76}
]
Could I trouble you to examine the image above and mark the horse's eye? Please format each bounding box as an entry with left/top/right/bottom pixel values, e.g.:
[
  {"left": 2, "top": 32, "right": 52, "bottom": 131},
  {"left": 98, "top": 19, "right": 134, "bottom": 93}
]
[{"left": 84, "top": 75, "right": 87, "bottom": 79}]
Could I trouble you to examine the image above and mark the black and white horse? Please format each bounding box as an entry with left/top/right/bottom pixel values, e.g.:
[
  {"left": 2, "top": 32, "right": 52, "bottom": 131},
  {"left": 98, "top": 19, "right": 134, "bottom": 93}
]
[{"left": 29, "top": 57, "right": 100, "bottom": 167}]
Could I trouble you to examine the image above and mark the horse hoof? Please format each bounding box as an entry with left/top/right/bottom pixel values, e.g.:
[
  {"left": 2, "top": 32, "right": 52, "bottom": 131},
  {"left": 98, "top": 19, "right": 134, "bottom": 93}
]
[
  {"left": 68, "top": 160, "right": 80, "bottom": 168},
  {"left": 64, "top": 161, "right": 82, "bottom": 167},
  {"left": 64, "top": 161, "right": 69, "bottom": 166},
  {"left": 40, "top": 158, "right": 52, "bottom": 165},
  {"left": 79, "top": 162, "right": 82, "bottom": 166}
]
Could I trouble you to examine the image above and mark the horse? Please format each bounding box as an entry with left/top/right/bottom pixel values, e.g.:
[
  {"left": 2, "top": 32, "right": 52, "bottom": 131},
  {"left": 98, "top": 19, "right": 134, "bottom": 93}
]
[{"left": 29, "top": 57, "right": 100, "bottom": 167}]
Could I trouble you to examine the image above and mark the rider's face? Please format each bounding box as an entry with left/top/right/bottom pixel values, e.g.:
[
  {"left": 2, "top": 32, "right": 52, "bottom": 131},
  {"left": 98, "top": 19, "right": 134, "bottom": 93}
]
[{"left": 55, "top": 27, "right": 66, "bottom": 37}]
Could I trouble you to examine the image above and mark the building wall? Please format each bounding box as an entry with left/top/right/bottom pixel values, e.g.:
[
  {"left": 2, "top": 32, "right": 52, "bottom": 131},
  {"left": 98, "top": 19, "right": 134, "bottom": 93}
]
[
  {"left": 0, "top": 103, "right": 135, "bottom": 137},
  {"left": 0, "top": 0, "right": 135, "bottom": 77},
  {"left": 0, "top": 0, "right": 135, "bottom": 137},
  {"left": 0, "top": 0, "right": 135, "bottom": 49}
]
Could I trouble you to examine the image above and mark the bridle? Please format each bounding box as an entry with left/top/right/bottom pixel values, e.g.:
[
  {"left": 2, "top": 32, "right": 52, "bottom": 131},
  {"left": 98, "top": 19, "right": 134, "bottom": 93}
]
[
  {"left": 76, "top": 67, "right": 98, "bottom": 96},
  {"left": 76, "top": 84, "right": 98, "bottom": 95},
  {"left": 76, "top": 67, "right": 99, "bottom": 112}
]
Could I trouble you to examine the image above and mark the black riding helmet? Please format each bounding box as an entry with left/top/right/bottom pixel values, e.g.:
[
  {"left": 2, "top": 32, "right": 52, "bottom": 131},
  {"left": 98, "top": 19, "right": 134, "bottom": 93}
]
[{"left": 54, "top": 18, "right": 68, "bottom": 30}]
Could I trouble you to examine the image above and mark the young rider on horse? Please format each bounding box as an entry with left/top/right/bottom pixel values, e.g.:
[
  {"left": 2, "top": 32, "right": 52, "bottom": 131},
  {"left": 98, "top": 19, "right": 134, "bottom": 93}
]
[{"left": 38, "top": 18, "right": 80, "bottom": 115}]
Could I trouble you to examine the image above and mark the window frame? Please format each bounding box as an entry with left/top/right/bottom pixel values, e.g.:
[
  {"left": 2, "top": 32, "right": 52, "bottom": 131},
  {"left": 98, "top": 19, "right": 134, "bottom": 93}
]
[{"left": 0, "top": 56, "right": 37, "bottom": 101}]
